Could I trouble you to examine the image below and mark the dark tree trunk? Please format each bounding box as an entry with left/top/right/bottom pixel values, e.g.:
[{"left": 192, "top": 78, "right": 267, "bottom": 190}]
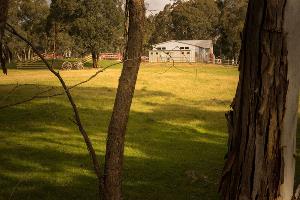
[
  {"left": 219, "top": 0, "right": 300, "bottom": 200},
  {"left": 53, "top": 22, "right": 57, "bottom": 59},
  {"left": 0, "top": 0, "right": 8, "bottom": 39},
  {"left": 92, "top": 51, "right": 99, "bottom": 68},
  {"left": 103, "top": 0, "right": 145, "bottom": 199},
  {"left": 0, "top": 0, "right": 9, "bottom": 74}
]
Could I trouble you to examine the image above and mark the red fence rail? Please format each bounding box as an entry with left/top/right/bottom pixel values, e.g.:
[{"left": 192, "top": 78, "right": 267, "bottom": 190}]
[{"left": 100, "top": 53, "right": 122, "bottom": 61}]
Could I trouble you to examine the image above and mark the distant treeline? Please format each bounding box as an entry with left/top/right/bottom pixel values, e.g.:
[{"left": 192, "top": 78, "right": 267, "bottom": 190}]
[
  {"left": 145, "top": 0, "right": 248, "bottom": 59},
  {"left": 6, "top": 0, "right": 247, "bottom": 67}
]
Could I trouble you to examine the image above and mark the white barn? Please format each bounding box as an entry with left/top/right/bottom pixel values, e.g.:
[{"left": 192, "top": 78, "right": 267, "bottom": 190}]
[{"left": 149, "top": 40, "right": 214, "bottom": 63}]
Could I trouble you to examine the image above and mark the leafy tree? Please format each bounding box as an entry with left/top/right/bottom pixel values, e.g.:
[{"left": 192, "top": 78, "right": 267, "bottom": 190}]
[
  {"left": 143, "top": 14, "right": 155, "bottom": 53},
  {"left": 215, "top": 0, "right": 247, "bottom": 59},
  {"left": 147, "top": 0, "right": 247, "bottom": 59},
  {"left": 48, "top": 0, "right": 123, "bottom": 68},
  {"left": 148, "top": 0, "right": 219, "bottom": 50},
  {"left": 6, "top": 0, "right": 49, "bottom": 61},
  {"left": 171, "top": 0, "right": 219, "bottom": 40},
  {"left": 148, "top": 4, "right": 175, "bottom": 45}
]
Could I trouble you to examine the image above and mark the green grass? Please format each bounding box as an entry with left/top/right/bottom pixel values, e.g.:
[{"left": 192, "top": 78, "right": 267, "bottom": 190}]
[
  {"left": 0, "top": 63, "right": 299, "bottom": 200},
  {"left": 7, "top": 59, "right": 121, "bottom": 69},
  {"left": 7, "top": 59, "right": 66, "bottom": 69}
]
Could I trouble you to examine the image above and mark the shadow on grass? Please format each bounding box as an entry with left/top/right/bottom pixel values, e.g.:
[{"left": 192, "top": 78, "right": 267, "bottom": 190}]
[{"left": 0, "top": 85, "right": 299, "bottom": 199}]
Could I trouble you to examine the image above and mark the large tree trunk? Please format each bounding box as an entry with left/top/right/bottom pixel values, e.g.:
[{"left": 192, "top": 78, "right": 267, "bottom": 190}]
[
  {"left": 0, "top": 0, "right": 9, "bottom": 74},
  {"left": 219, "top": 0, "right": 300, "bottom": 200},
  {"left": 103, "top": 0, "right": 145, "bottom": 199}
]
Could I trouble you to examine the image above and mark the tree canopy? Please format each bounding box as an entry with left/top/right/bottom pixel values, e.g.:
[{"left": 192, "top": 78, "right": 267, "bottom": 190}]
[
  {"left": 171, "top": 0, "right": 220, "bottom": 40},
  {"left": 147, "top": 0, "right": 247, "bottom": 59},
  {"left": 48, "top": 0, "right": 123, "bottom": 67},
  {"left": 6, "top": 0, "right": 49, "bottom": 60},
  {"left": 215, "top": 0, "right": 248, "bottom": 59}
]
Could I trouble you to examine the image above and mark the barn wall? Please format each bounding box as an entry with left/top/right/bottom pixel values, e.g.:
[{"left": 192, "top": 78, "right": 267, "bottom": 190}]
[
  {"left": 154, "top": 41, "right": 196, "bottom": 51},
  {"left": 150, "top": 41, "right": 213, "bottom": 63},
  {"left": 149, "top": 50, "right": 195, "bottom": 63}
]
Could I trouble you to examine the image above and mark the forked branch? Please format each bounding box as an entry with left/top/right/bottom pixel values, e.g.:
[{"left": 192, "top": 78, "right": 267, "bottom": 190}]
[{"left": 5, "top": 23, "right": 104, "bottom": 196}]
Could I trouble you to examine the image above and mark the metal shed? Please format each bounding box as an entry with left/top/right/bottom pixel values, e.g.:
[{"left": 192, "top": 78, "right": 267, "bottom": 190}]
[{"left": 149, "top": 40, "right": 214, "bottom": 63}]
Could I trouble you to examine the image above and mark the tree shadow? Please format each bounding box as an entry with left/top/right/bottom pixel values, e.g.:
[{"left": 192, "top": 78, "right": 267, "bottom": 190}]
[
  {"left": 0, "top": 84, "right": 299, "bottom": 199},
  {"left": 0, "top": 84, "right": 228, "bottom": 199}
]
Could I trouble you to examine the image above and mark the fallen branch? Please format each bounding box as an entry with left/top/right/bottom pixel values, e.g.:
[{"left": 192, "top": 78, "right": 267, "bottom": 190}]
[{"left": 0, "top": 86, "right": 56, "bottom": 109}]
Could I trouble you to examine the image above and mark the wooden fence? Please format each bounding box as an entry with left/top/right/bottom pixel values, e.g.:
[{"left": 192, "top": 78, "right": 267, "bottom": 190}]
[
  {"left": 16, "top": 54, "right": 46, "bottom": 69},
  {"left": 100, "top": 53, "right": 122, "bottom": 61}
]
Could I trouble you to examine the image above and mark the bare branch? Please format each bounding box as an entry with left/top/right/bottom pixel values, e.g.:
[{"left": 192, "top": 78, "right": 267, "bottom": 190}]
[
  {"left": 0, "top": 83, "right": 19, "bottom": 103},
  {"left": 5, "top": 23, "right": 104, "bottom": 195},
  {"left": 68, "top": 61, "right": 123, "bottom": 90},
  {"left": 0, "top": 53, "right": 125, "bottom": 110},
  {"left": 151, "top": 47, "right": 196, "bottom": 75},
  {"left": 0, "top": 87, "right": 56, "bottom": 110}
]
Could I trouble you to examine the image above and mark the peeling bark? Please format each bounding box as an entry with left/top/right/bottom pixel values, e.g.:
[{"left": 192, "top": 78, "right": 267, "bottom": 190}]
[
  {"left": 219, "top": 0, "right": 300, "bottom": 199},
  {"left": 283, "top": 1, "right": 300, "bottom": 199}
]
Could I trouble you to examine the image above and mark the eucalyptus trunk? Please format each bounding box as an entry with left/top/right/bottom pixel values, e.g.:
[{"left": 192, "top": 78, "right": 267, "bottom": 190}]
[
  {"left": 219, "top": 0, "right": 300, "bottom": 199},
  {"left": 103, "top": 0, "right": 145, "bottom": 199}
]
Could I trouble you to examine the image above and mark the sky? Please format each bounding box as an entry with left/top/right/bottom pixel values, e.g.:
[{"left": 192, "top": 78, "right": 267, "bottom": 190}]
[
  {"left": 47, "top": 0, "right": 173, "bottom": 15},
  {"left": 145, "top": 0, "right": 174, "bottom": 14}
]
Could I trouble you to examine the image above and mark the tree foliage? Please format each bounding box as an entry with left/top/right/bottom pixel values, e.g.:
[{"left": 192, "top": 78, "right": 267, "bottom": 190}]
[
  {"left": 171, "top": 0, "right": 219, "bottom": 40},
  {"left": 147, "top": 0, "right": 247, "bottom": 59},
  {"left": 48, "top": 0, "right": 123, "bottom": 67},
  {"left": 148, "top": 4, "right": 175, "bottom": 45},
  {"left": 215, "top": 0, "right": 248, "bottom": 59},
  {"left": 6, "top": 0, "right": 49, "bottom": 60},
  {"left": 148, "top": 0, "right": 219, "bottom": 44}
]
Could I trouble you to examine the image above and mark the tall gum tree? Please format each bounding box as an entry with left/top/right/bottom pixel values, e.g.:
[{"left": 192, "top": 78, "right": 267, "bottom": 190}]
[{"left": 219, "top": 0, "right": 300, "bottom": 199}]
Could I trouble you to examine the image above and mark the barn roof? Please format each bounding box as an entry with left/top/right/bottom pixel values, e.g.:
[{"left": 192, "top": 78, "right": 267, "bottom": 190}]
[{"left": 154, "top": 40, "right": 213, "bottom": 48}]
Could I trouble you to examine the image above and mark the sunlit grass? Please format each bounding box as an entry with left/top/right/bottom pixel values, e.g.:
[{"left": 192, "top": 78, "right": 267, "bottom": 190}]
[{"left": 0, "top": 63, "right": 298, "bottom": 200}]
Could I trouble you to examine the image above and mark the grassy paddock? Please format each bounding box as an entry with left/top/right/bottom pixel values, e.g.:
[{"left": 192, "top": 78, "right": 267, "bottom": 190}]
[
  {"left": 6, "top": 59, "right": 122, "bottom": 69},
  {"left": 0, "top": 63, "right": 299, "bottom": 200}
]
